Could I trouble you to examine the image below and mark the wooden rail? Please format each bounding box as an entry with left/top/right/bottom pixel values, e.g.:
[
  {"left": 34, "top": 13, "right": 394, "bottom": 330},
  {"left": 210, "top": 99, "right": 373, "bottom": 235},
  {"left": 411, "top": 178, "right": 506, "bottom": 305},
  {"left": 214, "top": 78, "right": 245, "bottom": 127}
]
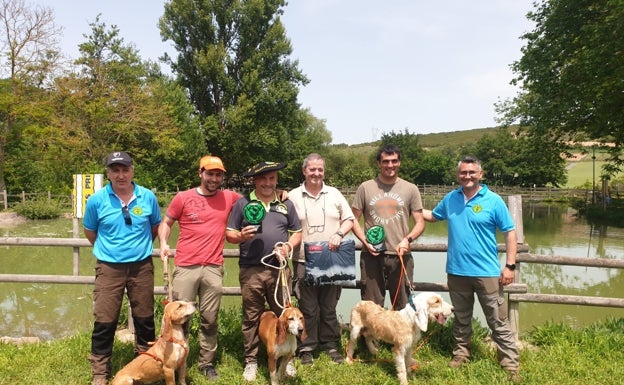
[{"left": 2, "top": 195, "right": 623, "bottom": 340}]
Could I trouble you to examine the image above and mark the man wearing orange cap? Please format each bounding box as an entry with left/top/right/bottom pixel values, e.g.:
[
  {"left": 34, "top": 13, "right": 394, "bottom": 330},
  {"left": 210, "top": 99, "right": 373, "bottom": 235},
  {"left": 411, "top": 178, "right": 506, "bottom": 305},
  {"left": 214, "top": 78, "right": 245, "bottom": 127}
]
[{"left": 158, "top": 155, "right": 240, "bottom": 381}]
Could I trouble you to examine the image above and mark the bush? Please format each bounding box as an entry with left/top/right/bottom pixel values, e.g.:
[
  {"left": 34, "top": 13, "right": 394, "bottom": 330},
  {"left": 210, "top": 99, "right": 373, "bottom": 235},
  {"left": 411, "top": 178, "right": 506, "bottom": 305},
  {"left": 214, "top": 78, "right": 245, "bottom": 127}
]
[{"left": 12, "top": 199, "right": 63, "bottom": 219}]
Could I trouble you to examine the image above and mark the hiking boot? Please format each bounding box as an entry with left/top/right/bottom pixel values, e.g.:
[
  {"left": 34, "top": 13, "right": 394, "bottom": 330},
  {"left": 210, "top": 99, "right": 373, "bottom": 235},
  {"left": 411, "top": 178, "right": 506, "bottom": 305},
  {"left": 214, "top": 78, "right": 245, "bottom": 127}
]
[
  {"left": 327, "top": 349, "right": 344, "bottom": 364},
  {"left": 448, "top": 355, "right": 468, "bottom": 368},
  {"left": 91, "top": 376, "right": 108, "bottom": 385},
  {"left": 505, "top": 368, "right": 521, "bottom": 383},
  {"left": 299, "top": 351, "right": 314, "bottom": 365},
  {"left": 285, "top": 358, "right": 296, "bottom": 377},
  {"left": 243, "top": 362, "right": 258, "bottom": 382},
  {"left": 200, "top": 364, "right": 219, "bottom": 380}
]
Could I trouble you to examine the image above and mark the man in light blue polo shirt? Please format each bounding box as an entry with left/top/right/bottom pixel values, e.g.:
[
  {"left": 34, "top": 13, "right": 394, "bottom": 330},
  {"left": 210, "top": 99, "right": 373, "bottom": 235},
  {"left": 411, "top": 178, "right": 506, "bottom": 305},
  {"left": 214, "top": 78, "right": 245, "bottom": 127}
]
[
  {"left": 423, "top": 155, "right": 520, "bottom": 383},
  {"left": 83, "top": 151, "right": 161, "bottom": 385}
]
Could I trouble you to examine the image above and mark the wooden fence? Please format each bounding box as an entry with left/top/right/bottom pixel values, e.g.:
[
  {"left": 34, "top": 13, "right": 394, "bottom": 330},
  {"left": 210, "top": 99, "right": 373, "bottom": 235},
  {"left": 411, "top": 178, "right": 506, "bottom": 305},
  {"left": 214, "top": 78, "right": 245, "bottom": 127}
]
[
  {"left": 1, "top": 239, "right": 623, "bottom": 339},
  {"left": 1, "top": 195, "right": 623, "bottom": 340},
  {"left": 1, "top": 185, "right": 616, "bottom": 210}
]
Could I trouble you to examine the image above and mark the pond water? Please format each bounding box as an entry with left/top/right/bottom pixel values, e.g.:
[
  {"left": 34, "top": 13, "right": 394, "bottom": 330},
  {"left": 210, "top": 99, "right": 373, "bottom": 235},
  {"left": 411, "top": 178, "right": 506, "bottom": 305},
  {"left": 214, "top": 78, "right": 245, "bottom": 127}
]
[{"left": 1, "top": 202, "right": 623, "bottom": 340}]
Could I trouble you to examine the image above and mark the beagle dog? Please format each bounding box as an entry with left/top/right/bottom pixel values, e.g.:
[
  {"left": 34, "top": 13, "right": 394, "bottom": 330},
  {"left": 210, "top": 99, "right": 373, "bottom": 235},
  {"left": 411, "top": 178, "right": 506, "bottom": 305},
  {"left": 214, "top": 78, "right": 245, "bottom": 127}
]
[
  {"left": 111, "top": 300, "right": 196, "bottom": 385},
  {"left": 258, "top": 306, "right": 307, "bottom": 385}
]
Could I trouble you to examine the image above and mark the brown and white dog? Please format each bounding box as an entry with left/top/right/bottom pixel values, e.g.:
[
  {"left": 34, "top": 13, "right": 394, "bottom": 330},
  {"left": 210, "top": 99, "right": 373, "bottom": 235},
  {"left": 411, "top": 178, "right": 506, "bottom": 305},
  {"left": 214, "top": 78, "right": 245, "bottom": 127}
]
[
  {"left": 111, "top": 300, "right": 196, "bottom": 385},
  {"left": 346, "top": 292, "right": 454, "bottom": 385},
  {"left": 258, "top": 306, "right": 307, "bottom": 385}
]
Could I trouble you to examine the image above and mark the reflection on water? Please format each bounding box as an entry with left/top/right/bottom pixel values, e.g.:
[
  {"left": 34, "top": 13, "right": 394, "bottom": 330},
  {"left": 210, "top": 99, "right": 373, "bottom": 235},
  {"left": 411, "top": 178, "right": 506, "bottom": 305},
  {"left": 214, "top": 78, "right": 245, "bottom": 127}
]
[{"left": 1, "top": 202, "right": 624, "bottom": 340}]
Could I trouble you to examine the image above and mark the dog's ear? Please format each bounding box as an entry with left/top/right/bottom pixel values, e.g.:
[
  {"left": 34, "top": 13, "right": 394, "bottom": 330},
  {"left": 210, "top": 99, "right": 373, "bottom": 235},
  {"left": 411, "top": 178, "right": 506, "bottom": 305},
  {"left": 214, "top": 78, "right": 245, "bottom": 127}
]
[
  {"left": 160, "top": 303, "right": 173, "bottom": 337},
  {"left": 415, "top": 305, "right": 429, "bottom": 332},
  {"left": 277, "top": 314, "right": 288, "bottom": 345},
  {"left": 428, "top": 294, "right": 442, "bottom": 307},
  {"left": 299, "top": 311, "right": 308, "bottom": 341}
]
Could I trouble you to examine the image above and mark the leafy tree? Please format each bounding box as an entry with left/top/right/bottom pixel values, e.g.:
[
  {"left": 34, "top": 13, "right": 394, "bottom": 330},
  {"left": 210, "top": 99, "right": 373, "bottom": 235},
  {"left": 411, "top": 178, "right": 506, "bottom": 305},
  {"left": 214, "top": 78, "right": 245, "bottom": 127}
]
[
  {"left": 472, "top": 128, "right": 567, "bottom": 187},
  {"left": 379, "top": 129, "right": 424, "bottom": 184},
  {"left": 159, "top": 0, "right": 309, "bottom": 183},
  {"left": 0, "top": 0, "right": 61, "bottom": 192},
  {"left": 417, "top": 151, "right": 455, "bottom": 185},
  {"left": 324, "top": 144, "right": 376, "bottom": 188},
  {"left": 500, "top": 0, "right": 623, "bottom": 177},
  {"left": 45, "top": 16, "right": 203, "bottom": 191}
]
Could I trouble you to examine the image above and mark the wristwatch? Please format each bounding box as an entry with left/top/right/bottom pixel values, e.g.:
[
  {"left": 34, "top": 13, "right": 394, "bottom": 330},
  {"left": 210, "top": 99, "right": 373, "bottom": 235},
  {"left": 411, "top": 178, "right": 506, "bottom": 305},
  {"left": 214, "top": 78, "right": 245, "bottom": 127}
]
[
  {"left": 407, "top": 236, "right": 413, "bottom": 243},
  {"left": 336, "top": 231, "right": 344, "bottom": 238},
  {"left": 505, "top": 263, "right": 516, "bottom": 271}
]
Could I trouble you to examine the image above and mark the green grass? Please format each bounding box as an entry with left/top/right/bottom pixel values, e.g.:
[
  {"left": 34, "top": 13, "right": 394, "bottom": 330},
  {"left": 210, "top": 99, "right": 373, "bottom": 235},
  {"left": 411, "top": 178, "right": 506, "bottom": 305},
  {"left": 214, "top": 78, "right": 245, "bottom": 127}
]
[{"left": 2, "top": 302, "right": 623, "bottom": 385}]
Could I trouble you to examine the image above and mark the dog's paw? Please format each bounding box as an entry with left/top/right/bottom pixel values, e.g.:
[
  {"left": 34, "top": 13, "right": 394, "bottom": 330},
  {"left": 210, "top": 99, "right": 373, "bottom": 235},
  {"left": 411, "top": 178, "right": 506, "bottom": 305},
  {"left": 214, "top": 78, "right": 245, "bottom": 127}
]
[{"left": 285, "top": 359, "right": 296, "bottom": 377}]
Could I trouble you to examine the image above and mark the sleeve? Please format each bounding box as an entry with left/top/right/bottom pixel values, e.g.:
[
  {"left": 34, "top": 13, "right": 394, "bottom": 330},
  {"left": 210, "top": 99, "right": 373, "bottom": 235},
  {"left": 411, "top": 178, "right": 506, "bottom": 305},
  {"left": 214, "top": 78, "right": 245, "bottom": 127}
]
[
  {"left": 166, "top": 192, "right": 183, "bottom": 220},
  {"left": 409, "top": 183, "right": 423, "bottom": 211},
  {"left": 352, "top": 183, "right": 366, "bottom": 212},
  {"left": 287, "top": 201, "right": 302, "bottom": 231},
  {"left": 431, "top": 196, "right": 448, "bottom": 221},
  {"left": 227, "top": 199, "right": 244, "bottom": 230},
  {"left": 83, "top": 195, "right": 98, "bottom": 231},
  {"left": 496, "top": 196, "right": 515, "bottom": 232},
  {"left": 336, "top": 191, "right": 355, "bottom": 221},
  {"left": 149, "top": 191, "right": 162, "bottom": 226}
]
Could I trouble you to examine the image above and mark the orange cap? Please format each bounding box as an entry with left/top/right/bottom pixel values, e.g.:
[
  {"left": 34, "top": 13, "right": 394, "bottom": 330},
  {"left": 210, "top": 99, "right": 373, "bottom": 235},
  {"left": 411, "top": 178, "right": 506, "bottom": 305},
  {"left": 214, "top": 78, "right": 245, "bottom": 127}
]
[{"left": 199, "top": 156, "right": 226, "bottom": 172}]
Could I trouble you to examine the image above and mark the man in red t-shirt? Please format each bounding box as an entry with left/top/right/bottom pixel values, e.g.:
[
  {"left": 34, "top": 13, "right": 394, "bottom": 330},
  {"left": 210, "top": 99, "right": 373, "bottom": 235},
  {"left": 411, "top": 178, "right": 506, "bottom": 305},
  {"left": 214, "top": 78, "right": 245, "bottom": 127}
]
[{"left": 158, "top": 155, "right": 240, "bottom": 381}]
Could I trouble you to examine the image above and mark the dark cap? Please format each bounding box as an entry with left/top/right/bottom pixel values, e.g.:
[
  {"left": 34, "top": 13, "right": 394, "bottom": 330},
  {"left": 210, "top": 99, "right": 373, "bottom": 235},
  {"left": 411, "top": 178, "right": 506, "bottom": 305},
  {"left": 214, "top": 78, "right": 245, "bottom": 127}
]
[
  {"left": 243, "top": 161, "right": 286, "bottom": 177},
  {"left": 105, "top": 151, "right": 133, "bottom": 167}
]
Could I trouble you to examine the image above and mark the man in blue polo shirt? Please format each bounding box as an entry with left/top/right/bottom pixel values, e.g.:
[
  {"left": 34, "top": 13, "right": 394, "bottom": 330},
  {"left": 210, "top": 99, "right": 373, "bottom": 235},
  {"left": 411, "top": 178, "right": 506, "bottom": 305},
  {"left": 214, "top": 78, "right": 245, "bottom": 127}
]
[
  {"left": 423, "top": 155, "right": 520, "bottom": 383},
  {"left": 83, "top": 151, "right": 161, "bottom": 385},
  {"left": 226, "top": 161, "right": 302, "bottom": 382}
]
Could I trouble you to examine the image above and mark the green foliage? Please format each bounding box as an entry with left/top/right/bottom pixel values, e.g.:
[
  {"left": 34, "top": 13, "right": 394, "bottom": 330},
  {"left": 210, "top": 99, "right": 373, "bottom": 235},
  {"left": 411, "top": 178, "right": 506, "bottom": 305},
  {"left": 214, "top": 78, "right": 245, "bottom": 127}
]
[
  {"left": 160, "top": 0, "right": 311, "bottom": 183},
  {"left": 380, "top": 129, "right": 424, "bottom": 184},
  {"left": 12, "top": 199, "right": 62, "bottom": 219},
  {"left": 502, "top": 0, "right": 624, "bottom": 177},
  {"left": 3, "top": 313, "right": 624, "bottom": 384}
]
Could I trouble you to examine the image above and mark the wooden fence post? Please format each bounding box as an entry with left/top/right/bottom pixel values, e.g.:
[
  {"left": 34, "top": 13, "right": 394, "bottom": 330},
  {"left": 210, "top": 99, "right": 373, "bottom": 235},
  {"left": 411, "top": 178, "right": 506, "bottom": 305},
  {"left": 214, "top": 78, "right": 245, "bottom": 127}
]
[{"left": 507, "top": 194, "right": 523, "bottom": 343}]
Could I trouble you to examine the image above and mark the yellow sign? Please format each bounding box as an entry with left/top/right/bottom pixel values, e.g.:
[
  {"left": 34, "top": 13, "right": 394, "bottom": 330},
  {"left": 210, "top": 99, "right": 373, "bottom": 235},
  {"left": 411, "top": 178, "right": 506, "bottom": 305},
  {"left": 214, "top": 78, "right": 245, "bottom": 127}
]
[{"left": 73, "top": 174, "right": 104, "bottom": 218}]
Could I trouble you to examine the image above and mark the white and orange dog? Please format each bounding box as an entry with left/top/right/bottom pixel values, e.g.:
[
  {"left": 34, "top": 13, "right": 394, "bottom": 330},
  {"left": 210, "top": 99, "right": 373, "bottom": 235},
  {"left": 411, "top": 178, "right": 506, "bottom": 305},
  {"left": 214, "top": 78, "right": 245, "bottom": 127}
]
[
  {"left": 258, "top": 306, "right": 307, "bottom": 385},
  {"left": 346, "top": 292, "right": 454, "bottom": 385},
  {"left": 111, "top": 300, "right": 196, "bottom": 385}
]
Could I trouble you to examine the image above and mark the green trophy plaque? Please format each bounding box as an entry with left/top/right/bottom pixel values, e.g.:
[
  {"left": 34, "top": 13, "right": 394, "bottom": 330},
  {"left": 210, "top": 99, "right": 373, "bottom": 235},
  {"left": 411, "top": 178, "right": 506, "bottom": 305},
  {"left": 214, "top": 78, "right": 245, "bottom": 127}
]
[
  {"left": 365, "top": 225, "right": 386, "bottom": 252},
  {"left": 243, "top": 200, "right": 266, "bottom": 233}
]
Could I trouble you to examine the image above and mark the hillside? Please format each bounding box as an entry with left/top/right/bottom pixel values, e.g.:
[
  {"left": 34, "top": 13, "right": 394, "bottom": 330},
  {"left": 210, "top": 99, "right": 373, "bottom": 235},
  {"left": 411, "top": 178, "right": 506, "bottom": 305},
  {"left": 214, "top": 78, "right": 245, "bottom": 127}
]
[
  {"left": 333, "top": 127, "right": 621, "bottom": 188},
  {"left": 340, "top": 126, "right": 499, "bottom": 149}
]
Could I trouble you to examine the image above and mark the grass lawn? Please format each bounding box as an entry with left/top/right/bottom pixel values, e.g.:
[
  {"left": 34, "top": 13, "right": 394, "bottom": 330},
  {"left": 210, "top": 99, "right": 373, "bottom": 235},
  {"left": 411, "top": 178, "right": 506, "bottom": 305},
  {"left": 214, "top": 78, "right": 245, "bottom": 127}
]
[{"left": 2, "top": 304, "right": 624, "bottom": 385}]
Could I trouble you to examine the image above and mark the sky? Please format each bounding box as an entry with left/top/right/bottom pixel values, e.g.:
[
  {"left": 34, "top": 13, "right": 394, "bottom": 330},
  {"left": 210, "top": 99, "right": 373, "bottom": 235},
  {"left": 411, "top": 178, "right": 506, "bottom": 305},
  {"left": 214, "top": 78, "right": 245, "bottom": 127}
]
[{"left": 34, "top": 0, "right": 536, "bottom": 145}]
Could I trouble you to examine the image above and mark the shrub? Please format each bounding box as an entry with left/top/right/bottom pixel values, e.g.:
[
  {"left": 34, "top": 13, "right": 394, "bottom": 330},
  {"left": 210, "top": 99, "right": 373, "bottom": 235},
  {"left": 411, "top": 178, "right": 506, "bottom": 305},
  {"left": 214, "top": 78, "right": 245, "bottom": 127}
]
[{"left": 12, "top": 199, "right": 62, "bottom": 219}]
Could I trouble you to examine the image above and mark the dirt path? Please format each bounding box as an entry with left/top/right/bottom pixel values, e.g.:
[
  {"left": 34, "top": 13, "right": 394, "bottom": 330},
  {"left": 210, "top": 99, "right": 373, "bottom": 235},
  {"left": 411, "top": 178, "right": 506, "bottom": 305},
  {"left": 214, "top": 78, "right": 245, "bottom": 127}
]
[{"left": 0, "top": 212, "right": 27, "bottom": 227}]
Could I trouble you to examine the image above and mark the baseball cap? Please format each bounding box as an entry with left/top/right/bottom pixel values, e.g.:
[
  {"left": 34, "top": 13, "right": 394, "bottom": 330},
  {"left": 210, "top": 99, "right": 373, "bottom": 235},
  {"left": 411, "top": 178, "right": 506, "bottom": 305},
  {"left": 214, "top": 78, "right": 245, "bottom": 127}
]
[
  {"left": 243, "top": 161, "right": 286, "bottom": 177},
  {"left": 105, "top": 151, "right": 133, "bottom": 167},
  {"left": 199, "top": 155, "right": 226, "bottom": 172}
]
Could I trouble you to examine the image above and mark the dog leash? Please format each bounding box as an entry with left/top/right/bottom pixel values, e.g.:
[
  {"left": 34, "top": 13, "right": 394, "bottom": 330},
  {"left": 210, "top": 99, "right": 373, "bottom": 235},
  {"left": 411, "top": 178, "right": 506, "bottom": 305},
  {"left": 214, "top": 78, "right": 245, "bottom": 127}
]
[
  {"left": 163, "top": 256, "right": 174, "bottom": 304},
  {"left": 261, "top": 241, "right": 293, "bottom": 309},
  {"left": 390, "top": 251, "right": 415, "bottom": 310}
]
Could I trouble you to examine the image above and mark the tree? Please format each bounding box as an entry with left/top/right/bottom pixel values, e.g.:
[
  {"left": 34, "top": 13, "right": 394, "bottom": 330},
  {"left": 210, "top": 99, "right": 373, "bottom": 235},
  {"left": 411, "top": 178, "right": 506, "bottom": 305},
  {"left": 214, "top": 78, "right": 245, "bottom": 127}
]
[
  {"left": 0, "top": 0, "right": 61, "bottom": 192},
  {"left": 472, "top": 128, "right": 567, "bottom": 187},
  {"left": 500, "top": 0, "right": 624, "bottom": 177},
  {"left": 379, "top": 130, "right": 424, "bottom": 184},
  {"left": 44, "top": 16, "right": 203, "bottom": 191},
  {"left": 159, "top": 0, "right": 309, "bottom": 182},
  {"left": 416, "top": 151, "right": 455, "bottom": 185}
]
